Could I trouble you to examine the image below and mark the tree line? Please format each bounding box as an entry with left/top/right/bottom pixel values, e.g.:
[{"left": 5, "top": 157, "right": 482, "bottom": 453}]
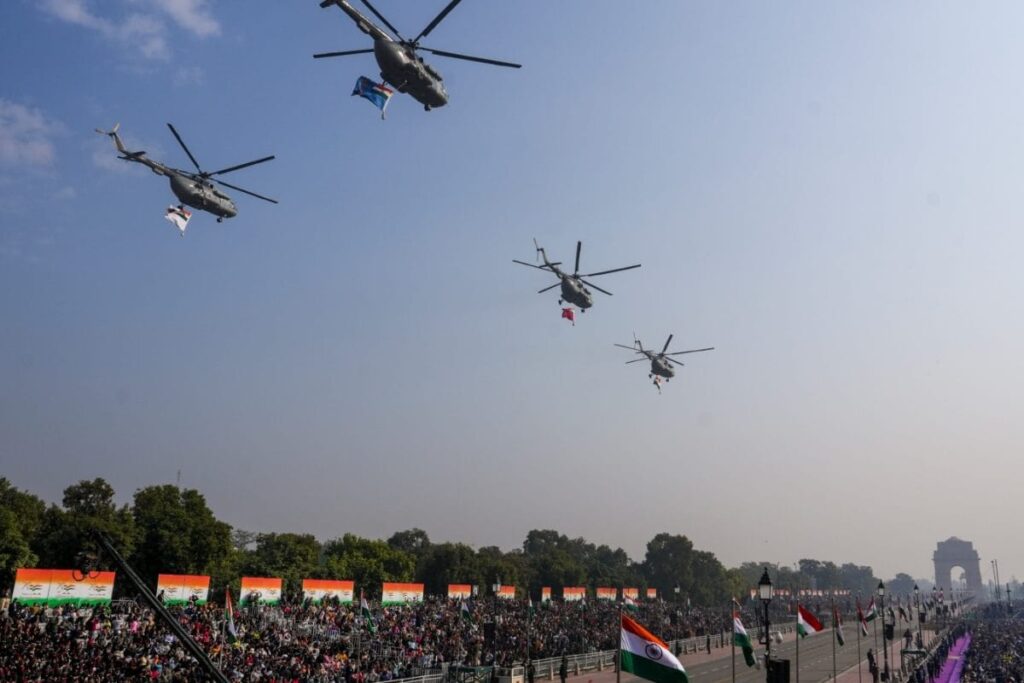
[{"left": 1, "top": 477, "right": 885, "bottom": 603}]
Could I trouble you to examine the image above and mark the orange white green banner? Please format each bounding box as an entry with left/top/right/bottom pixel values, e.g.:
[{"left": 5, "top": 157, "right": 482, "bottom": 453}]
[
  {"left": 541, "top": 587, "right": 552, "bottom": 602},
  {"left": 13, "top": 568, "right": 115, "bottom": 606},
  {"left": 448, "top": 584, "right": 473, "bottom": 599},
  {"left": 623, "top": 588, "right": 639, "bottom": 600},
  {"left": 382, "top": 582, "right": 424, "bottom": 605},
  {"left": 497, "top": 586, "right": 516, "bottom": 600},
  {"left": 596, "top": 587, "right": 617, "bottom": 600},
  {"left": 302, "top": 579, "right": 354, "bottom": 603},
  {"left": 156, "top": 574, "right": 210, "bottom": 605},
  {"left": 647, "top": 588, "right": 658, "bottom": 599},
  {"left": 563, "top": 586, "right": 586, "bottom": 602},
  {"left": 239, "top": 576, "right": 283, "bottom": 605}
]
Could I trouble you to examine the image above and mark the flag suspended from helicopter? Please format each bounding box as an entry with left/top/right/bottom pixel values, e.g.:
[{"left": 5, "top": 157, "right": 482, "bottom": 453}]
[
  {"left": 352, "top": 76, "right": 394, "bottom": 119},
  {"left": 561, "top": 308, "right": 575, "bottom": 325},
  {"left": 164, "top": 205, "right": 192, "bottom": 235}
]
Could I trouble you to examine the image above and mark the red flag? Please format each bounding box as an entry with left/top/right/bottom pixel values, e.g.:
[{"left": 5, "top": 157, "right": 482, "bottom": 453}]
[{"left": 561, "top": 308, "right": 575, "bottom": 325}]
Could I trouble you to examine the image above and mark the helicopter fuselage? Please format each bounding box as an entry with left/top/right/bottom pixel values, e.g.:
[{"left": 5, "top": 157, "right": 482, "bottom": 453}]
[
  {"left": 650, "top": 356, "right": 674, "bottom": 379},
  {"left": 373, "top": 39, "right": 448, "bottom": 109},
  {"left": 169, "top": 172, "right": 237, "bottom": 219},
  {"left": 559, "top": 277, "right": 593, "bottom": 310}
]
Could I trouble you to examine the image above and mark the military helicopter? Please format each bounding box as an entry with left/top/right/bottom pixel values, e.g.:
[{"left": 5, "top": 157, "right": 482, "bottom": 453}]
[
  {"left": 513, "top": 240, "right": 641, "bottom": 312},
  {"left": 615, "top": 335, "right": 714, "bottom": 390},
  {"left": 313, "top": 0, "right": 521, "bottom": 110},
  {"left": 95, "top": 123, "right": 277, "bottom": 222}
]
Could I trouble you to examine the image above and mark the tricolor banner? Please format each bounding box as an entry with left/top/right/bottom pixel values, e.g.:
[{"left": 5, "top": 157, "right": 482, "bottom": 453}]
[
  {"left": 157, "top": 574, "right": 210, "bottom": 605},
  {"left": 239, "top": 577, "right": 283, "bottom": 605},
  {"left": 623, "top": 588, "right": 640, "bottom": 600},
  {"left": 596, "top": 587, "right": 617, "bottom": 601},
  {"left": 563, "top": 587, "right": 586, "bottom": 602},
  {"left": 647, "top": 588, "right": 657, "bottom": 599},
  {"left": 381, "top": 582, "right": 424, "bottom": 605},
  {"left": 448, "top": 584, "right": 473, "bottom": 599},
  {"left": 302, "top": 579, "right": 354, "bottom": 604},
  {"left": 497, "top": 586, "right": 516, "bottom": 600},
  {"left": 541, "top": 587, "right": 552, "bottom": 602},
  {"left": 14, "top": 568, "right": 115, "bottom": 606}
]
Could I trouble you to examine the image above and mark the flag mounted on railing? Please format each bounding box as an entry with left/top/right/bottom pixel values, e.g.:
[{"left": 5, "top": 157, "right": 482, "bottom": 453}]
[{"left": 352, "top": 76, "right": 394, "bottom": 119}]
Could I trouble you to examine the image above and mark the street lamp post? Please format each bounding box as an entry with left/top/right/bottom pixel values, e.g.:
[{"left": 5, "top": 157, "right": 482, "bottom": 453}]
[
  {"left": 913, "top": 584, "right": 923, "bottom": 649},
  {"left": 759, "top": 568, "right": 774, "bottom": 683},
  {"left": 878, "top": 582, "right": 890, "bottom": 682}
]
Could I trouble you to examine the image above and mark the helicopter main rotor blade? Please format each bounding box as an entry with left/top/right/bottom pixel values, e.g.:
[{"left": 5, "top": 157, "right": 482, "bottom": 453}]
[
  {"left": 665, "top": 357, "right": 686, "bottom": 367},
  {"left": 662, "top": 334, "right": 673, "bottom": 354},
  {"left": 581, "top": 263, "right": 641, "bottom": 278},
  {"left": 358, "top": 0, "right": 404, "bottom": 40},
  {"left": 574, "top": 241, "right": 582, "bottom": 276},
  {"left": 413, "top": 0, "right": 463, "bottom": 43},
  {"left": 513, "top": 259, "right": 556, "bottom": 271},
  {"left": 213, "top": 179, "right": 279, "bottom": 204},
  {"left": 537, "top": 282, "right": 561, "bottom": 294},
  {"left": 665, "top": 347, "right": 715, "bottom": 356},
  {"left": 313, "top": 49, "right": 376, "bottom": 58},
  {"left": 166, "top": 123, "right": 202, "bottom": 173},
  {"left": 613, "top": 343, "right": 643, "bottom": 352},
  {"left": 419, "top": 47, "right": 521, "bottom": 68},
  {"left": 208, "top": 155, "right": 275, "bottom": 177},
  {"left": 625, "top": 358, "right": 648, "bottom": 364},
  {"left": 580, "top": 278, "right": 612, "bottom": 296}
]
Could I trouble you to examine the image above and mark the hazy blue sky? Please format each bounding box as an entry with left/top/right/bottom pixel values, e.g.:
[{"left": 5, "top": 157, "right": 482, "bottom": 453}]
[{"left": 2, "top": 1, "right": 1021, "bottom": 585}]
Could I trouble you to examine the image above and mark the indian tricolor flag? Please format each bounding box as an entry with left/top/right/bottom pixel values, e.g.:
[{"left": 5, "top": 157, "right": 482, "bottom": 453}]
[
  {"left": 856, "top": 600, "right": 870, "bottom": 637},
  {"left": 621, "top": 614, "right": 688, "bottom": 683},
  {"left": 797, "top": 605, "right": 824, "bottom": 637},
  {"left": 624, "top": 595, "right": 639, "bottom": 613},
  {"left": 733, "top": 610, "right": 757, "bottom": 667},
  {"left": 863, "top": 598, "right": 878, "bottom": 622}
]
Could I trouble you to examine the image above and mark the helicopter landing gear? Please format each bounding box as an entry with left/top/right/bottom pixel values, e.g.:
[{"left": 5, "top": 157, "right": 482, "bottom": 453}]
[
  {"left": 424, "top": 104, "right": 431, "bottom": 111},
  {"left": 216, "top": 217, "right": 223, "bottom": 223}
]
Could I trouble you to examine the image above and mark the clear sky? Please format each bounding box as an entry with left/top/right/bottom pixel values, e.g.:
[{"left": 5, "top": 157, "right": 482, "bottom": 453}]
[{"left": 1, "top": 1, "right": 1021, "bottom": 584}]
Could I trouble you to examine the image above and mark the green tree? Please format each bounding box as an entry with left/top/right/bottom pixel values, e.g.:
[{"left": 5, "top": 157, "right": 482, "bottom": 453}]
[
  {"left": 417, "top": 542, "right": 480, "bottom": 595},
  {"left": 244, "top": 533, "right": 322, "bottom": 595},
  {"left": 35, "top": 479, "right": 134, "bottom": 570},
  {"left": 130, "top": 485, "right": 232, "bottom": 584},
  {"left": 323, "top": 534, "right": 414, "bottom": 595},
  {"left": 640, "top": 533, "right": 696, "bottom": 600},
  {"left": 388, "top": 529, "right": 432, "bottom": 556},
  {"left": 0, "top": 479, "right": 45, "bottom": 584}
]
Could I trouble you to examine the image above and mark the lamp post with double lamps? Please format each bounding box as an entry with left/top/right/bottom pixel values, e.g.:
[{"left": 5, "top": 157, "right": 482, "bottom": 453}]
[
  {"left": 759, "top": 568, "right": 774, "bottom": 682},
  {"left": 878, "top": 582, "right": 891, "bottom": 681}
]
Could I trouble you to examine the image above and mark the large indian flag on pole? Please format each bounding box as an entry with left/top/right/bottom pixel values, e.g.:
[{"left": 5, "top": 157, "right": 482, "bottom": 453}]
[
  {"left": 733, "top": 610, "right": 757, "bottom": 667},
  {"left": 157, "top": 574, "right": 210, "bottom": 605},
  {"left": 239, "top": 577, "right": 283, "bottom": 605},
  {"left": 381, "top": 582, "right": 424, "bottom": 605},
  {"left": 620, "top": 613, "right": 689, "bottom": 683},
  {"left": 797, "top": 605, "right": 824, "bottom": 637},
  {"left": 863, "top": 598, "right": 878, "bottom": 621},
  {"left": 302, "top": 579, "right": 354, "bottom": 604}
]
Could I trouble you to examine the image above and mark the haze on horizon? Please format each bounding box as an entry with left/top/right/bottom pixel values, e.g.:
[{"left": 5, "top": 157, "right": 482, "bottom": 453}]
[{"left": 1, "top": 1, "right": 1021, "bottom": 585}]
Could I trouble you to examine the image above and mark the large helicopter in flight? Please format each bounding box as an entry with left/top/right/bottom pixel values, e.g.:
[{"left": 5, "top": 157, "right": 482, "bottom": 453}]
[
  {"left": 615, "top": 335, "right": 714, "bottom": 391},
  {"left": 514, "top": 240, "right": 641, "bottom": 313},
  {"left": 95, "top": 123, "right": 277, "bottom": 223},
  {"left": 314, "top": 0, "right": 521, "bottom": 110}
]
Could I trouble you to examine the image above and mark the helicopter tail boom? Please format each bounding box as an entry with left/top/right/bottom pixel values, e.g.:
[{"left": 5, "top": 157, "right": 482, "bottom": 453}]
[{"left": 95, "top": 123, "right": 130, "bottom": 155}]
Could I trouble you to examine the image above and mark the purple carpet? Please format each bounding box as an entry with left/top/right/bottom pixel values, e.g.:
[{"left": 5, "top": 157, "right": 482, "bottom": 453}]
[{"left": 933, "top": 634, "right": 971, "bottom": 683}]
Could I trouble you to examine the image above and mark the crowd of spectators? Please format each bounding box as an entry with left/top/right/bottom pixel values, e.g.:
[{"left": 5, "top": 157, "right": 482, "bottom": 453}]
[
  {"left": 0, "top": 594, "right": 738, "bottom": 682},
  {"left": 961, "top": 604, "right": 1023, "bottom": 683}
]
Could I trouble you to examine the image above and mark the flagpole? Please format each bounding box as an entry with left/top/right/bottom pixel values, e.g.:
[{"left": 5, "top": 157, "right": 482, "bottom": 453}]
[
  {"left": 616, "top": 605, "right": 622, "bottom": 683},
  {"left": 730, "top": 602, "right": 736, "bottom": 683},
  {"left": 790, "top": 602, "right": 798, "bottom": 683},
  {"left": 831, "top": 595, "right": 837, "bottom": 682},
  {"left": 856, "top": 605, "right": 862, "bottom": 683}
]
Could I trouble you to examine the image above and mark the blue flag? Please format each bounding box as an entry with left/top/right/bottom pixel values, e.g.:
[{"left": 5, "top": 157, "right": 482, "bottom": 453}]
[{"left": 352, "top": 76, "right": 394, "bottom": 118}]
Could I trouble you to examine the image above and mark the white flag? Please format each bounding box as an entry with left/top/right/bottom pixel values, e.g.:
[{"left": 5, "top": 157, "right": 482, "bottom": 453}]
[{"left": 165, "top": 206, "right": 192, "bottom": 234}]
